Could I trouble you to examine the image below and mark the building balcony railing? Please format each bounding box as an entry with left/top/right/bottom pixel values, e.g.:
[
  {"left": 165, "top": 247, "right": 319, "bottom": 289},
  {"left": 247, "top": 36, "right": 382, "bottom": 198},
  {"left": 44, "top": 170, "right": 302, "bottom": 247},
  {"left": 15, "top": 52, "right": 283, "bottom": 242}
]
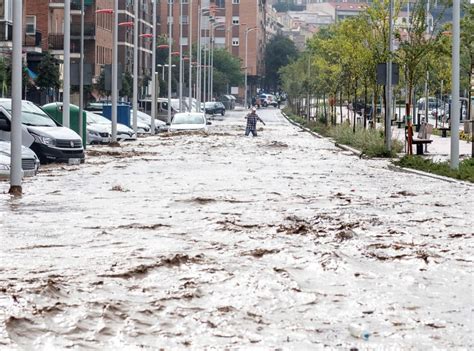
[
  {"left": 48, "top": 34, "right": 84, "bottom": 53},
  {"left": 70, "top": 23, "right": 96, "bottom": 37},
  {"left": 24, "top": 31, "right": 42, "bottom": 47}
]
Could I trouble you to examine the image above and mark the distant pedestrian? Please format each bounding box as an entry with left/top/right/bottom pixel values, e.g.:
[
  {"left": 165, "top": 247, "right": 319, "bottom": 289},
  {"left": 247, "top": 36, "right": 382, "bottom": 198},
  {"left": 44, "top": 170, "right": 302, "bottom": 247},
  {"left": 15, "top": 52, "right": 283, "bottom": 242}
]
[{"left": 244, "top": 107, "right": 266, "bottom": 137}]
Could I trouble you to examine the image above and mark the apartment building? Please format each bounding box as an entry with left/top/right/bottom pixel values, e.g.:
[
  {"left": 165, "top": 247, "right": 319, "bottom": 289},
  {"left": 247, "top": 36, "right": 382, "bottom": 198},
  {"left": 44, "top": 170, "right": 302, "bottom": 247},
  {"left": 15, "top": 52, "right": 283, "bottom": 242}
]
[
  {"left": 117, "top": 0, "right": 153, "bottom": 88},
  {"left": 158, "top": 0, "right": 267, "bottom": 94}
]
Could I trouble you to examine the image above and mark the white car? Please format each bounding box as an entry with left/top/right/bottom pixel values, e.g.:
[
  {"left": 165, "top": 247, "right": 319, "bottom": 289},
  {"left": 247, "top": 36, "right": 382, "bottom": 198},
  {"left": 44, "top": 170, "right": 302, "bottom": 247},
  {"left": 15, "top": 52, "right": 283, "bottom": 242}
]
[
  {"left": 130, "top": 110, "right": 167, "bottom": 133},
  {"left": 169, "top": 112, "right": 210, "bottom": 132},
  {"left": 86, "top": 112, "right": 137, "bottom": 141},
  {"left": 0, "top": 140, "right": 40, "bottom": 179}
]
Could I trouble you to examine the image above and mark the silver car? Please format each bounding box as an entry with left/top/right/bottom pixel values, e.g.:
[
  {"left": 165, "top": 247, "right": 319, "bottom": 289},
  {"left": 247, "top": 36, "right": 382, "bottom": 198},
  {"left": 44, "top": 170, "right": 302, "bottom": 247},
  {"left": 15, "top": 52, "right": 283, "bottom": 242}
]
[{"left": 0, "top": 140, "right": 40, "bottom": 179}]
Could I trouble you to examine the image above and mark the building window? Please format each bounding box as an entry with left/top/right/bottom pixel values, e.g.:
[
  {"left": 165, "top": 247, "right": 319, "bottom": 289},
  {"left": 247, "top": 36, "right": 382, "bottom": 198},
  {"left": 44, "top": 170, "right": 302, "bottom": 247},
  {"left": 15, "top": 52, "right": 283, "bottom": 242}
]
[
  {"left": 168, "top": 0, "right": 173, "bottom": 3},
  {"left": 216, "top": 0, "right": 225, "bottom": 8},
  {"left": 26, "top": 16, "right": 36, "bottom": 35},
  {"left": 180, "top": 15, "right": 189, "bottom": 24},
  {"left": 232, "top": 38, "right": 239, "bottom": 46},
  {"left": 180, "top": 37, "right": 188, "bottom": 45},
  {"left": 182, "top": 0, "right": 188, "bottom": 3},
  {"left": 168, "top": 16, "right": 174, "bottom": 24},
  {"left": 232, "top": 0, "right": 240, "bottom": 4},
  {"left": 232, "top": 16, "right": 239, "bottom": 25}
]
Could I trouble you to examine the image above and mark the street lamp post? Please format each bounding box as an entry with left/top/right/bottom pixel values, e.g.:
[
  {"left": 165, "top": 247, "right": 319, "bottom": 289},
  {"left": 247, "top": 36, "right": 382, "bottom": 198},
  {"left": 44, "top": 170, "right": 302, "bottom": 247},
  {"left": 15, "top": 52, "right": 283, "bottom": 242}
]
[
  {"left": 244, "top": 27, "right": 257, "bottom": 110},
  {"left": 9, "top": 0, "right": 22, "bottom": 195},
  {"left": 132, "top": 0, "right": 139, "bottom": 134},
  {"left": 111, "top": 1, "right": 118, "bottom": 143},
  {"left": 150, "top": 0, "right": 156, "bottom": 135},
  {"left": 188, "top": 0, "right": 193, "bottom": 112},
  {"left": 179, "top": 0, "right": 184, "bottom": 112},
  {"left": 79, "top": 0, "right": 84, "bottom": 142},
  {"left": 167, "top": 0, "right": 173, "bottom": 124},
  {"left": 63, "top": 0, "right": 71, "bottom": 128},
  {"left": 450, "top": 0, "right": 460, "bottom": 169}
]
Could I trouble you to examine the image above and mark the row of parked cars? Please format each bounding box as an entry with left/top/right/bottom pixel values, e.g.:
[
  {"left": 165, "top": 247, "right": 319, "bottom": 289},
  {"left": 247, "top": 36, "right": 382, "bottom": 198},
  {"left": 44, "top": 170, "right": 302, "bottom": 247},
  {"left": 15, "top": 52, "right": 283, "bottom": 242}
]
[{"left": 0, "top": 98, "right": 215, "bottom": 181}]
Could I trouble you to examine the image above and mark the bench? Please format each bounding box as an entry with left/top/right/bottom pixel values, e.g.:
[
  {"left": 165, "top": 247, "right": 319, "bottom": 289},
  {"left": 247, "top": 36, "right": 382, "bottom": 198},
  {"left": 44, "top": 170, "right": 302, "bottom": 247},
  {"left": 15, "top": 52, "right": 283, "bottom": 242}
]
[
  {"left": 438, "top": 127, "right": 449, "bottom": 138},
  {"left": 411, "top": 139, "right": 433, "bottom": 155}
]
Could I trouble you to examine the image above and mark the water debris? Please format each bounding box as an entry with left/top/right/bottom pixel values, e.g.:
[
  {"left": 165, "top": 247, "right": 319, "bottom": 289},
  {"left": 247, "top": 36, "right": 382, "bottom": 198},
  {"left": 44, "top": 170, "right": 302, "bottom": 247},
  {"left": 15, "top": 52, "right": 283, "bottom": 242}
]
[
  {"left": 100, "top": 254, "right": 205, "bottom": 279},
  {"left": 335, "top": 229, "right": 355, "bottom": 241},
  {"left": 266, "top": 141, "right": 288, "bottom": 148},
  {"left": 216, "top": 218, "right": 265, "bottom": 231},
  {"left": 87, "top": 149, "right": 154, "bottom": 158},
  {"left": 244, "top": 248, "right": 281, "bottom": 258},
  {"left": 115, "top": 223, "right": 171, "bottom": 230},
  {"left": 110, "top": 185, "right": 128, "bottom": 192}
]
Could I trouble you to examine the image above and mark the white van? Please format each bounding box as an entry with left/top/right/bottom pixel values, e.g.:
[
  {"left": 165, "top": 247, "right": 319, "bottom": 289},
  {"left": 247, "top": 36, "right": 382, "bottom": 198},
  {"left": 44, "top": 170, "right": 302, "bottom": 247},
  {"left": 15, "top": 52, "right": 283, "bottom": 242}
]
[{"left": 0, "top": 99, "right": 84, "bottom": 164}]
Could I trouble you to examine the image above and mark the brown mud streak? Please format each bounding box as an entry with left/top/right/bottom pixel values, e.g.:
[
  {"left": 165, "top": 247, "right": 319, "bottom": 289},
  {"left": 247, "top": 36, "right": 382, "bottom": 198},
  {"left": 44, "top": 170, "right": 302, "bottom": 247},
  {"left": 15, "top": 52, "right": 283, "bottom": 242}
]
[{"left": 99, "top": 254, "right": 205, "bottom": 279}]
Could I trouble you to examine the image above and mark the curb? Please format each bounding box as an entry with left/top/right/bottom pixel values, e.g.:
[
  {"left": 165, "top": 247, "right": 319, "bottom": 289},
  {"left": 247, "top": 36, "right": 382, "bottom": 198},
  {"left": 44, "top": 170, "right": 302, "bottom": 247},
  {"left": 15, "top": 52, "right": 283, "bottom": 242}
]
[{"left": 280, "top": 111, "right": 473, "bottom": 185}]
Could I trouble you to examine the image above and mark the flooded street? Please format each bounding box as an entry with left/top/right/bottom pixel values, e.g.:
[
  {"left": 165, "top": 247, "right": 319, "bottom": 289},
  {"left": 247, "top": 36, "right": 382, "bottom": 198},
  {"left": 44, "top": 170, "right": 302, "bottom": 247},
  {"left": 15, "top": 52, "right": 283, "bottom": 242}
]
[{"left": 0, "top": 108, "right": 472, "bottom": 349}]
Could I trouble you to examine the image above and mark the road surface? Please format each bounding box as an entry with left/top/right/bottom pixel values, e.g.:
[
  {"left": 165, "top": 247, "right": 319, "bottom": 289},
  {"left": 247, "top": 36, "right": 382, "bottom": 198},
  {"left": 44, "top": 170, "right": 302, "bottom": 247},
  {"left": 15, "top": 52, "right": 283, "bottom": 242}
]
[{"left": 0, "top": 107, "right": 472, "bottom": 349}]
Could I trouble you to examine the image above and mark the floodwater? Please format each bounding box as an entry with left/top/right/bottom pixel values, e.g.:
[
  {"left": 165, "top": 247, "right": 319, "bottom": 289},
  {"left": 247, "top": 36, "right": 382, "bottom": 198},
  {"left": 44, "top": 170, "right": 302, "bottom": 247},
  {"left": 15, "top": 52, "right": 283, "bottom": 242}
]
[{"left": 0, "top": 108, "right": 472, "bottom": 349}]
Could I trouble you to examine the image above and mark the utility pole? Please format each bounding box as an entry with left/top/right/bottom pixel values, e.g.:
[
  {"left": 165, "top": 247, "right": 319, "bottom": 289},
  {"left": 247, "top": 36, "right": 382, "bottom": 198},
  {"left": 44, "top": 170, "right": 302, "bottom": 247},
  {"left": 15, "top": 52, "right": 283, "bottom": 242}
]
[
  {"left": 9, "top": 0, "right": 23, "bottom": 195},
  {"left": 188, "top": 0, "right": 193, "bottom": 111},
  {"left": 385, "top": 0, "right": 393, "bottom": 152},
  {"left": 150, "top": 0, "right": 156, "bottom": 134},
  {"left": 132, "top": 0, "right": 138, "bottom": 134},
  {"left": 79, "top": 0, "right": 84, "bottom": 143},
  {"left": 167, "top": 0, "right": 173, "bottom": 124},
  {"left": 179, "top": 0, "right": 183, "bottom": 112},
  {"left": 450, "top": 0, "right": 460, "bottom": 169},
  {"left": 111, "top": 0, "right": 118, "bottom": 143},
  {"left": 63, "top": 0, "right": 71, "bottom": 128}
]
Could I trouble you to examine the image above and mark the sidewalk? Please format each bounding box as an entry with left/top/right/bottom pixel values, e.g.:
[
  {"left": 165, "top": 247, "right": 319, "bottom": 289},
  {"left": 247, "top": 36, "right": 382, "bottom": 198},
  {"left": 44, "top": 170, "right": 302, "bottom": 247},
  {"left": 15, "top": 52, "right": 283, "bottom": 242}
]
[{"left": 390, "top": 125, "right": 472, "bottom": 160}]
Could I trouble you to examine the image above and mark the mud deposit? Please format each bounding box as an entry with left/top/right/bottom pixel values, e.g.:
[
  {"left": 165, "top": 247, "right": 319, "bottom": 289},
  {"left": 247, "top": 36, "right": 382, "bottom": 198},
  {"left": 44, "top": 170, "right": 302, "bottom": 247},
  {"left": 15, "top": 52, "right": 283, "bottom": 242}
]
[{"left": 0, "top": 109, "right": 473, "bottom": 349}]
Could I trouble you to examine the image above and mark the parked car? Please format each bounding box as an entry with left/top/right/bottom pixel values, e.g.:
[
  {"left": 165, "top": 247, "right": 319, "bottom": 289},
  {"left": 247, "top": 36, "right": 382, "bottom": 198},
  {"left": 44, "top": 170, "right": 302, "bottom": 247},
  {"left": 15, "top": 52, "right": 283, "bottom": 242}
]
[
  {"left": 130, "top": 110, "right": 168, "bottom": 133},
  {"left": 258, "top": 94, "right": 278, "bottom": 108},
  {"left": 169, "top": 112, "right": 210, "bottom": 132},
  {"left": 0, "top": 140, "right": 40, "bottom": 179},
  {"left": 204, "top": 102, "right": 226, "bottom": 116},
  {"left": 86, "top": 111, "right": 137, "bottom": 141},
  {"left": 0, "top": 99, "right": 84, "bottom": 164}
]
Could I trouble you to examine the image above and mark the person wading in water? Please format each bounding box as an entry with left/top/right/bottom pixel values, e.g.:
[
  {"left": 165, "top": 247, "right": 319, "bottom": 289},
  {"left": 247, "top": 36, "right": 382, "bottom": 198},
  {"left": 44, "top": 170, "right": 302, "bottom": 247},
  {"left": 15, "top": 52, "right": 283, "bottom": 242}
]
[{"left": 244, "top": 107, "right": 266, "bottom": 137}]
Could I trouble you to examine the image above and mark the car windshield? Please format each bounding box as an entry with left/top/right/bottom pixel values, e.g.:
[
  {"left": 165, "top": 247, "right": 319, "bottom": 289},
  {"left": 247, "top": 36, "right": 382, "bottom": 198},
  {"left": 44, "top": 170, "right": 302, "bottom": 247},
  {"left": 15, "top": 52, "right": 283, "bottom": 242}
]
[
  {"left": 172, "top": 113, "right": 205, "bottom": 125},
  {"left": 87, "top": 112, "right": 110, "bottom": 125},
  {"left": 0, "top": 101, "right": 57, "bottom": 127},
  {"left": 204, "top": 102, "right": 215, "bottom": 108}
]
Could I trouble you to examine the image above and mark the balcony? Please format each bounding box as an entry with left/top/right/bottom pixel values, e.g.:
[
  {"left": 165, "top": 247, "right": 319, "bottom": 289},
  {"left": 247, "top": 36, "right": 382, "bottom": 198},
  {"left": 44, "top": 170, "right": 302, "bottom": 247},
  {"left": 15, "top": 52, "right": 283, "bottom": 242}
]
[
  {"left": 70, "top": 23, "right": 96, "bottom": 38},
  {"left": 48, "top": 33, "right": 83, "bottom": 53},
  {"left": 24, "top": 31, "right": 42, "bottom": 47},
  {"left": 49, "top": 0, "right": 92, "bottom": 11}
]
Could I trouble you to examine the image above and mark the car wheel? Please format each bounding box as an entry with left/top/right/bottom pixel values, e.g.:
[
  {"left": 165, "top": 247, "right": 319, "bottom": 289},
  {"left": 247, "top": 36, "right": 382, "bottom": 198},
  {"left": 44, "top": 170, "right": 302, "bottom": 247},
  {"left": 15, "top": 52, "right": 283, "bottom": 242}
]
[
  {"left": 263, "top": 102, "right": 268, "bottom": 107},
  {"left": 221, "top": 110, "right": 225, "bottom": 116}
]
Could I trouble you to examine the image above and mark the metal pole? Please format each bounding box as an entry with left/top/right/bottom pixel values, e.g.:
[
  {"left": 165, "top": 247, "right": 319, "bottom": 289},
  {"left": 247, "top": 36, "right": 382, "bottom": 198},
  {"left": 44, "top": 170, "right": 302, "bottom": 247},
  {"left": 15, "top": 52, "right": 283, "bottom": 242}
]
[
  {"left": 111, "top": 0, "right": 118, "bottom": 142},
  {"left": 450, "top": 0, "right": 460, "bottom": 169},
  {"left": 63, "top": 0, "right": 71, "bottom": 128},
  {"left": 167, "top": 0, "right": 172, "bottom": 124},
  {"left": 425, "top": 71, "right": 429, "bottom": 123},
  {"left": 196, "top": 6, "right": 201, "bottom": 111},
  {"left": 150, "top": 0, "right": 156, "bottom": 134},
  {"left": 132, "top": 0, "right": 138, "bottom": 134},
  {"left": 179, "top": 0, "right": 183, "bottom": 111},
  {"left": 9, "top": 0, "right": 22, "bottom": 195},
  {"left": 210, "top": 29, "right": 214, "bottom": 101},
  {"left": 244, "top": 28, "right": 250, "bottom": 109},
  {"left": 188, "top": 0, "right": 193, "bottom": 111},
  {"left": 203, "top": 36, "right": 207, "bottom": 105},
  {"left": 79, "top": 0, "right": 84, "bottom": 144},
  {"left": 385, "top": 0, "right": 393, "bottom": 151}
]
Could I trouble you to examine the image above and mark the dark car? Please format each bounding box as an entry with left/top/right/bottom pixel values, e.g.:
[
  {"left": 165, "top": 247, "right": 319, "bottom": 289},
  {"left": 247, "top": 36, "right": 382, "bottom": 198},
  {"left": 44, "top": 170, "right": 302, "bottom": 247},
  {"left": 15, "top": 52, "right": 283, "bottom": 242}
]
[{"left": 204, "top": 102, "right": 226, "bottom": 116}]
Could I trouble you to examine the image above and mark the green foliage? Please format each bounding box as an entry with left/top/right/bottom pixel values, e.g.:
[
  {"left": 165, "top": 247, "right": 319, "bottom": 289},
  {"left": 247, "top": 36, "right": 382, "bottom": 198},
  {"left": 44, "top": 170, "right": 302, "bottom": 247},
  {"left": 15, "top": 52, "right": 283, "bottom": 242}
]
[
  {"left": 283, "top": 107, "right": 402, "bottom": 158},
  {"left": 394, "top": 156, "right": 474, "bottom": 183},
  {"left": 96, "top": 69, "right": 110, "bottom": 97},
  {"left": 329, "top": 124, "right": 403, "bottom": 157},
  {"left": 0, "top": 58, "right": 9, "bottom": 97},
  {"left": 36, "top": 52, "right": 60, "bottom": 92},
  {"left": 264, "top": 35, "right": 299, "bottom": 90},
  {"left": 211, "top": 48, "right": 244, "bottom": 96},
  {"left": 120, "top": 71, "right": 133, "bottom": 98}
]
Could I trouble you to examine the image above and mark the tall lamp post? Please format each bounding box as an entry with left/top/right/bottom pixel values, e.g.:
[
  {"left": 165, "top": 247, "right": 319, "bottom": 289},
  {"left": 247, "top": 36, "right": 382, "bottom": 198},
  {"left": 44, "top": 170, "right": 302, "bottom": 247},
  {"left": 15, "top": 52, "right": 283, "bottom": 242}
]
[
  {"left": 63, "top": 0, "right": 71, "bottom": 128},
  {"left": 244, "top": 27, "right": 257, "bottom": 110},
  {"left": 150, "top": 0, "right": 157, "bottom": 134},
  {"left": 188, "top": 0, "right": 193, "bottom": 112},
  {"left": 167, "top": 0, "right": 173, "bottom": 124},
  {"left": 79, "top": 0, "right": 84, "bottom": 142},
  {"left": 133, "top": 0, "right": 139, "bottom": 134},
  {"left": 450, "top": 0, "right": 460, "bottom": 169},
  {"left": 9, "top": 0, "right": 22, "bottom": 195}
]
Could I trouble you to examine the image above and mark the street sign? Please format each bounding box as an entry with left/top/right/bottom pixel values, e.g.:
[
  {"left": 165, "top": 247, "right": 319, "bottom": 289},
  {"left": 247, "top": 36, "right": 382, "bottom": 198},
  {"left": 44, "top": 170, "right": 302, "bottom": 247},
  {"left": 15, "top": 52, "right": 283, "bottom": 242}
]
[
  {"left": 104, "top": 64, "right": 122, "bottom": 91},
  {"left": 376, "top": 63, "right": 399, "bottom": 85}
]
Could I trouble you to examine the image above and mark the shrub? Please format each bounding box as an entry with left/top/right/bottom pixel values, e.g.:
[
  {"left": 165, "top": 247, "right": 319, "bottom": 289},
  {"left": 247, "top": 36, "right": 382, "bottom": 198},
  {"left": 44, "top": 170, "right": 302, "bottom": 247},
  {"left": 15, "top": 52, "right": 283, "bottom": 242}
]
[{"left": 394, "top": 156, "right": 474, "bottom": 183}]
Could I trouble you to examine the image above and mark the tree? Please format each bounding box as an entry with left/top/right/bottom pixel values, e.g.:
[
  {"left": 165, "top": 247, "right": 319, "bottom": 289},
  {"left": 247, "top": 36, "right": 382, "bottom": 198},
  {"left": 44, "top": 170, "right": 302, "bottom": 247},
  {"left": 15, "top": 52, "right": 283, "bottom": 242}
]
[
  {"left": 264, "top": 35, "right": 299, "bottom": 91},
  {"left": 211, "top": 48, "right": 244, "bottom": 96},
  {"left": 0, "top": 58, "right": 9, "bottom": 97},
  {"left": 120, "top": 71, "right": 133, "bottom": 99},
  {"left": 36, "top": 51, "right": 60, "bottom": 102}
]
